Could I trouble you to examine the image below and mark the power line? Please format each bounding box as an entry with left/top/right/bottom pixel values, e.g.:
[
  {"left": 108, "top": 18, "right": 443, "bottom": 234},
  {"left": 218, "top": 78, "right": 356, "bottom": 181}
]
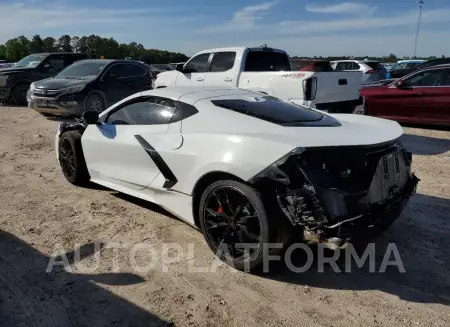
[{"left": 413, "top": 0, "right": 424, "bottom": 58}]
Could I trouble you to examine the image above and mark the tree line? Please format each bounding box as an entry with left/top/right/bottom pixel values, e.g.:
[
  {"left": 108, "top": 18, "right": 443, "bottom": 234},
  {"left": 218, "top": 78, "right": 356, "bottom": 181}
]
[{"left": 0, "top": 34, "right": 189, "bottom": 64}]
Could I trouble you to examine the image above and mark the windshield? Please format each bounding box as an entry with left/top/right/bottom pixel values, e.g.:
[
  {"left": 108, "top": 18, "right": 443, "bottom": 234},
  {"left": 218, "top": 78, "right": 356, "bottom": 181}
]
[
  {"left": 14, "top": 54, "right": 48, "bottom": 68},
  {"left": 57, "top": 62, "right": 106, "bottom": 79}
]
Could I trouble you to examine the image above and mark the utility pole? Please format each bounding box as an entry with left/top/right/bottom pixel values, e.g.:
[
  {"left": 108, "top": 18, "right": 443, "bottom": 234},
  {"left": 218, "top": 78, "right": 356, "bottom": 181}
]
[{"left": 413, "top": 0, "right": 424, "bottom": 58}]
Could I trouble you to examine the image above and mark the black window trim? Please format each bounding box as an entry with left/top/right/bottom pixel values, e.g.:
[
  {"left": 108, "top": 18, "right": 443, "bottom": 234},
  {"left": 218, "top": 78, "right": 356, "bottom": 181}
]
[{"left": 100, "top": 62, "right": 149, "bottom": 81}]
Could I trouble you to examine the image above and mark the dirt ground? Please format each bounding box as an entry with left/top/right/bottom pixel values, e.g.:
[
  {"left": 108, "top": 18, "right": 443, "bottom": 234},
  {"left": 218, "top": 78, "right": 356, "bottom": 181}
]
[{"left": 0, "top": 105, "right": 449, "bottom": 327}]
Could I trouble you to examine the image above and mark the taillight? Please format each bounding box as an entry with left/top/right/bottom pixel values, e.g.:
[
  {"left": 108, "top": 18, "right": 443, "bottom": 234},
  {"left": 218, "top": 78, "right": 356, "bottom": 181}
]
[{"left": 365, "top": 69, "right": 376, "bottom": 74}]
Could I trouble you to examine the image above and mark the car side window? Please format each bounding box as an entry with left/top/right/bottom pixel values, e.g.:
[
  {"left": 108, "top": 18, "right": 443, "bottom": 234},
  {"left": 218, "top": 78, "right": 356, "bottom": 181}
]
[
  {"left": 437, "top": 69, "right": 450, "bottom": 86},
  {"left": 210, "top": 52, "right": 236, "bottom": 72},
  {"left": 42, "top": 55, "right": 65, "bottom": 71},
  {"left": 185, "top": 53, "right": 211, "bottom": 73},
  {"left": 122, "top": 63, "right": 148, "bottom": 77},
  {"left": 104, "top": 64, "right": 126, "bottom": 78},
  {"left": 335, "top": 62, "right": 347, "bottom": 71},
  {"left": 404, "top": 69, "right": 443, "bottom": 87},
  {"left": 105, "top": 97, "right": 177, "bottom": 125},
  {"left": 349, "top": 62, "right": 359, "bottom": 70}
]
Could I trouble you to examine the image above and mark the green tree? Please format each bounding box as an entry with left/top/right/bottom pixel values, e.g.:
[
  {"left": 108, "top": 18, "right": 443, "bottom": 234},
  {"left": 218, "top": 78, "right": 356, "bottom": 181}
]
[
  {"left": 42, "top": 37, "right": 56, "bottom": 52},
  {"left": 28, "top": 34, "right": 45, "bottom": 54},
  {"left": 0, "top": 45, "right": 6, "bottom": 59},
  {"left": 57, "top": 34, "right": 72, "bottom": 52},
  {"left": 70, "top": 36, "right": 80, "bottom": 52}
]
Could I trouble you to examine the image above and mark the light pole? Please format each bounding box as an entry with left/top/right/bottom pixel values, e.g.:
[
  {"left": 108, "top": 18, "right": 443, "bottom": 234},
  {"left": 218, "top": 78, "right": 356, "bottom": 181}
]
[{"left": 413, "top": 0, "right": 424, "bottom": 58}]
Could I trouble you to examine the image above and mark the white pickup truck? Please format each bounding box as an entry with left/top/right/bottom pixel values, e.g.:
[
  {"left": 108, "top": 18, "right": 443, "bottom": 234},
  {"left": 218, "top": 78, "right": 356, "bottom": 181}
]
[{"left": 155, "top": 46, "right": 363, "bottom": 113}]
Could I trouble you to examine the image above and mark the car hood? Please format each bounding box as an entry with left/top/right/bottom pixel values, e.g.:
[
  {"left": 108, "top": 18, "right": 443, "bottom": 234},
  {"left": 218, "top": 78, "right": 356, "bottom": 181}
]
[
  {"left": 34, "top": 77, "right": 89, "bottom": 89},
  {"left": 0, "top": 67, "right": 35, "bottom": 75}
]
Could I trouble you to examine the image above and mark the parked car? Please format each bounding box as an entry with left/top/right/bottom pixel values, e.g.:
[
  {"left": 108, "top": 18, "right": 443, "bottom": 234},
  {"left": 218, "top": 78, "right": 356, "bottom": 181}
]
[
  {"left": 360, "top": 64, "right": 450, "bottom": 126},
  {"left": 330, "top": 59, "right": 386, "bottom": 84},
  {"left": 387, "top": 60, "right": 425, "bottom": 79},
  {"left": 27, "top": 59, "right": 152, "bottom": 116},
  {"left": 0, "top": 60, "right": 14, "bottom": 69},
  {"left": 290, "top": 59, "right": 335, "bottom": 72},
  {"left": 55, "top": 87, "right": 418, "bottom": 270},
  {"left": 0, "top": 52, "right": 88, "bottom": 104},
  {"left": 156, "top": 46, "right": 362, "bottom": 114}
]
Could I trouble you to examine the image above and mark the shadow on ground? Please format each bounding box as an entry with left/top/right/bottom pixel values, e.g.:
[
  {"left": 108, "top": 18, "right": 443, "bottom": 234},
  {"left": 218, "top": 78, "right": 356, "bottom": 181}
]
[
  {"left": 400, "top": 133, "right": 450, "bottom": 155},
  {"left": 0, "top": 231, "right": 173, "bottom": 327},
  {"left": 256, "top": 193, "right": 450, "bottom": 305}
]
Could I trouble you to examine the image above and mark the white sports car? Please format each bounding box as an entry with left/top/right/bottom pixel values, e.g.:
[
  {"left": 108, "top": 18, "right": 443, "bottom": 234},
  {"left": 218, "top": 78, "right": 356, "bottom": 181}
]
[{"left": 55, "top": 87, "right": 419, "bottom": 270}]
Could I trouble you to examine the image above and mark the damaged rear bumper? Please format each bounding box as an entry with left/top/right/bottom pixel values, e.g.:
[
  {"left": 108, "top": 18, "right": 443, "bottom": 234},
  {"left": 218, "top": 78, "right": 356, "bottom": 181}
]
[{"left": 249, "top": 140, "right": 419, "bottom": 248}]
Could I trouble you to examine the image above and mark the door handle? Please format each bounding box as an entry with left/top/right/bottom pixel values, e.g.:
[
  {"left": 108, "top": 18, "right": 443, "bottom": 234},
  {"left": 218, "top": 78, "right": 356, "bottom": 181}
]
[
  {"left": 196, "top": 77, "right": 204, "bottom": 82},
  {"left": 224, "top": 77, "right": 232, "bottom": 82},
  {"left": 416, "top": 92, "right": 430, "bottom": 96}
]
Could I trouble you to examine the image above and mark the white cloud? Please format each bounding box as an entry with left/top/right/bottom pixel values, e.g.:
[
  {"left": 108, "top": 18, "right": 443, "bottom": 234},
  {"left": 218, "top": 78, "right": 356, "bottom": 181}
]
[
  {"left": 305, "top": 2, "right": 375, "bottom": 15},
  {"left": 196, "top": 1, "right": 278, "bottom": 34},
  {"left": 279, "top": 8, "right": 450, "bottom": 34}
]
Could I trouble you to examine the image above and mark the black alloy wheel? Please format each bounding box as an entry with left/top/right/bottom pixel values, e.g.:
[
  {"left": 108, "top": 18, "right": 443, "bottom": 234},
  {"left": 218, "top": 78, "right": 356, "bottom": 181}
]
[
  {"left": 58, "top": 131, "right": 90, "bottom": 186},
  {"left": 59, "top": 138, "right": 76, "bottom": 180},
  {"left": 200, "top": 180, "right": 270, "bottom": 270}
]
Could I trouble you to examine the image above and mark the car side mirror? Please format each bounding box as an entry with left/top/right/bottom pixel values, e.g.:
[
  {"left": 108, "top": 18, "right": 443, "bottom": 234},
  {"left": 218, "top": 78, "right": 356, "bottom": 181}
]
[
  {"left": 43, "top": 64, "right": 55, "bottom": 72},
  {"left": 175, "top": 63, "right": 185, "bottom": 72},
  {"left": 395, "top": 80, "right": 407, "bottom": 88},
  {"left": 82, "top": 110, "right": 99, "bottom": 124}
]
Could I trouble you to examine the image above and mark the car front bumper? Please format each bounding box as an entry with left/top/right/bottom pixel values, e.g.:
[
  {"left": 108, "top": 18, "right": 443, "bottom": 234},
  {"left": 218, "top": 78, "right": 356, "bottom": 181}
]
[{"left": 27, "top": 89, "right": 85, "bottom": 116}]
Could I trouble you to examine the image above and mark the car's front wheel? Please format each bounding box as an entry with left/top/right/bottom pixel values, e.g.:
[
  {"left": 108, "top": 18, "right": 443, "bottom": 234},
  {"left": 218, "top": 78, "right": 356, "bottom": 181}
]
[
  {"left": 85, "top": 94, "right": 105, "bottom": 113},
  {"left": 199, "top": 180, "right": 270, "bottom": 271},
  {"left": 58, "top": 131, "right": 90, "bottom": 186}
]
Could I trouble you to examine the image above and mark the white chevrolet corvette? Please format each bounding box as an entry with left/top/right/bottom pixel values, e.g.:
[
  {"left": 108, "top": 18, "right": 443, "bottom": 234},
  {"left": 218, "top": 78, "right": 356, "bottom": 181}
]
[{"left": 55, "top": 87, "right": 419, "bottom": 270}]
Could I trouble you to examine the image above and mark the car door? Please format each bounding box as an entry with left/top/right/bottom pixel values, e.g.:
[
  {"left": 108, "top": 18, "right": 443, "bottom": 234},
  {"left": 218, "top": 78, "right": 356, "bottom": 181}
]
[
  {"left": 428, "top": 68, "right": 450, "bottom": 125},
  {"left": 81, "top": 96, "right": 179, "bottom": 190},
  {"left": 202, "top": 51, "right": 237, "bottom": 87},
  {"left": 371, "top": 68, "right": 443, "bottom": 122},
  {"left": 175, "top": 53, "right": 211, "bottom": 87},
  {"left": 100, "top": 63, "right": 130, "bottom": 107}
]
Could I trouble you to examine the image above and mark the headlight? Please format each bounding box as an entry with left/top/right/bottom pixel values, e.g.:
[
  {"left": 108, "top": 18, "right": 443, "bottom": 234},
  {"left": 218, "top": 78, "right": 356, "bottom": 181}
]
[
  {"left": 60, "top": 84, "right": 86, "bottom": 94},
  {"left": 0, "top": 75, "right": 8, "bottom": 86}
]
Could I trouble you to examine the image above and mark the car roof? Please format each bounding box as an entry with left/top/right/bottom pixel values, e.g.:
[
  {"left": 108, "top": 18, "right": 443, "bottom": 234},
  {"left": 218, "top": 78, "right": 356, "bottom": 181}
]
[
  {"left": 142, "top": 87, "right": 259, "bottom": 105},
  {"left": 74, "top": 59, "right": 144, "bottom": 65}
]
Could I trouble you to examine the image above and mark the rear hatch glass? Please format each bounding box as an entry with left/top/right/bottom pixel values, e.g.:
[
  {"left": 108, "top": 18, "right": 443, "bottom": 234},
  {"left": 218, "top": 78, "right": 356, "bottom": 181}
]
[
  {"left": 365, "top": 62, "right": 385, "bottom": 71},
  {"left": 211, "top": 96, "right": 324, "bottom": 126}
]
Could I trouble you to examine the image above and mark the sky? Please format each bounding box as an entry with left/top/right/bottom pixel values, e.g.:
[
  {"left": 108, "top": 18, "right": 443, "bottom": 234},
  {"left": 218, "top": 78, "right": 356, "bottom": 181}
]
[{"left": 1, "top": 0, "right": 450, "bottom": 57}]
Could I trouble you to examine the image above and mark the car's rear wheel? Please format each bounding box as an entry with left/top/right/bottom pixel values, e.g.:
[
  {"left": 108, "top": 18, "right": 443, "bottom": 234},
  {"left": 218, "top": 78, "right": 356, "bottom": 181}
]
[
  {"left": 58, "top": 131, "right": 90, "bottom": 186},
  {"left": 199, "top": 180, "right": 270, "bottom": 271},
  {"left": 11, "top": 84, "right": 29, "bottom": 105},
  {"left": 85, "top": 94, "right": 105, "bottom": 113}
]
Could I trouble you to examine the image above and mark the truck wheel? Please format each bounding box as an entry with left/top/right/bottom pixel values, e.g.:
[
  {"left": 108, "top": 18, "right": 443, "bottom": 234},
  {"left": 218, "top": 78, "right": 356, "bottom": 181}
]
[
  {"left": 199, "top": 180, "right": 271, "bottom": 271},
  {"left": 11, "top": 84, "right": 29, "bottom": 105},
  {"left": 58, "top": 131, "right": 90, "bottom": 186}
]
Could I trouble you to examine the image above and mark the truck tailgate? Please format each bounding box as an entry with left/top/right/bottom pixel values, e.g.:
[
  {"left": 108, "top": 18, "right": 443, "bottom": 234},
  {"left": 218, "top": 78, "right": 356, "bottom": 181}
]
[{"left": 312, "top": 71, "right": 362, "bottom": 104}]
